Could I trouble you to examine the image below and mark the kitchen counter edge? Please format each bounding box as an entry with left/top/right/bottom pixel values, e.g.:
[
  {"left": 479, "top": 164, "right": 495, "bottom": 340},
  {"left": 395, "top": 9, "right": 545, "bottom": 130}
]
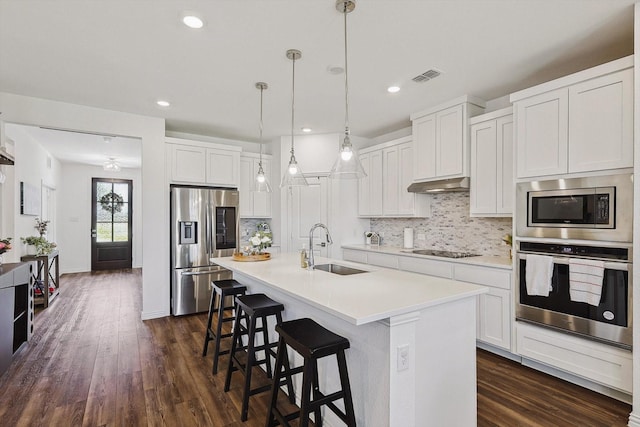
[{"left": 342, "top": 244, "right": 513, "bottom": 270}]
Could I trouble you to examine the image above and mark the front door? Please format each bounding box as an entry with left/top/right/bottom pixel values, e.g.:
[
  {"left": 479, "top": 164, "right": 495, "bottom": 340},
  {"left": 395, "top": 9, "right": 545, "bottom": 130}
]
[{"left": 91, "top": 178, "right": 133, "bottom": 270}]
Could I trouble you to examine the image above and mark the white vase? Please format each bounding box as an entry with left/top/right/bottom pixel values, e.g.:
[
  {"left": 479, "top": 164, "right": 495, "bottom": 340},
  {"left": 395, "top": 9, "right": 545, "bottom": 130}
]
[{"left": 26, "top": 245, "right": 36, "bottom": 255}]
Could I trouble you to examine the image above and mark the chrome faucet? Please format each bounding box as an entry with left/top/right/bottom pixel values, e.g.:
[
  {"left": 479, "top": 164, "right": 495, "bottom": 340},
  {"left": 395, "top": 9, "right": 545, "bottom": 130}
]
[{"left": 308, "top": 223, "right": 333, "bottom": 270}]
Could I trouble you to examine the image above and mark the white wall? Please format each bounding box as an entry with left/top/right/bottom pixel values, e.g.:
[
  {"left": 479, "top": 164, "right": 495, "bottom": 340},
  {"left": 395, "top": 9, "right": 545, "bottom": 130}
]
[
  {"left": 0, "top": 92, "right": 167, "bottom": 320},
  {"left": 58, "top": 163, "right": 142, "bottom": 273},
  {"left": 2, "top": 124, "right": 62, "bottom": 262}
]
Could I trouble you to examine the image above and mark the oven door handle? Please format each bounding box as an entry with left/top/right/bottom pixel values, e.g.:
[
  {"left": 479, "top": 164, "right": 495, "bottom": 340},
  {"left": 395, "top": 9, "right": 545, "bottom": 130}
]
[{"left": 517, "top": 253, "right": 629, "bottom": 271}]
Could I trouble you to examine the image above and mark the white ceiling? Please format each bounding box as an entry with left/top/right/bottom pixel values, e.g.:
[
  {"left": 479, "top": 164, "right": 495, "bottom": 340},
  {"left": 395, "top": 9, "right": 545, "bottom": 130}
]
[
  {"left": 5, "top": 124, "right": 141, "bottom": 168},
  {"left": 0, "top": 0, "right": 635, "bottom": 152}
]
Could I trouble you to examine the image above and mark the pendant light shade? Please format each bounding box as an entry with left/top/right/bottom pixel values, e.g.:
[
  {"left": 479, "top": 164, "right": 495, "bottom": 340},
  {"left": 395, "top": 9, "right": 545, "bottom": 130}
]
[
  {"left": 254, "top": 82, "right": 272, "bottom": 192},
  {"left": 281, "top": 49, "right": 308, "bottom": 188},
  {"left": 329, "top": 0, "right": 366, "bottom": 180}
]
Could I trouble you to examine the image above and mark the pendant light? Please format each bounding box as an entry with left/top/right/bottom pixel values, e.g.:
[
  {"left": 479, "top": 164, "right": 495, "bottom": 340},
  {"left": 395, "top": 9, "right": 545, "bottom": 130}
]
[
  {"left": 103, "top": 157, "right": 121, "bottom": 172},
  {"left": 280, "top": 49, "right": 308, "bottom": 188},
  {"left": 329, "top": 0, "right": 366, "bottom": 179},
  {"left": 254, "top": 82, "right": 271, "bottom": 192}
]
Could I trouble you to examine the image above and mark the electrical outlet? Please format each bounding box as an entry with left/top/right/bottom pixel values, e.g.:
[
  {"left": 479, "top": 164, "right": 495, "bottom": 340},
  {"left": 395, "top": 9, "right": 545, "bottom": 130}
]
[
  {"left": 417, "top": 233, "right": 426, "bottom": 241},
  {"left": 397, "top": 344, "right": 409, "bottom": 371}
]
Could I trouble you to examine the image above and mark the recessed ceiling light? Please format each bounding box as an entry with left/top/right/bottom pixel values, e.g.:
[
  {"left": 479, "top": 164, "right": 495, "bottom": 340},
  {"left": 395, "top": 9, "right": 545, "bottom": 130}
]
[
  {"left": 183, "top": 15, "right": 204, "bottom": 29},
  {"left": 327, "top": 65, "right": 344, "bottom": 75},
  {"left": 301, "top": 127, "right": 312, "bottom": 133},
  {"left": 387, "top": 86, "right": 400, "bottom": 93},
  {"left": 157, "top": 100, "right": 171, "bottom": 107}
]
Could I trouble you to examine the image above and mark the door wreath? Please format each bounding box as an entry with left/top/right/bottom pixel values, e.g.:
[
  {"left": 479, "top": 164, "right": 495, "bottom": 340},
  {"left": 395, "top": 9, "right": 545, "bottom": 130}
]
[{"left": 100, "top": 191, "right": 124, "bottom": 214}]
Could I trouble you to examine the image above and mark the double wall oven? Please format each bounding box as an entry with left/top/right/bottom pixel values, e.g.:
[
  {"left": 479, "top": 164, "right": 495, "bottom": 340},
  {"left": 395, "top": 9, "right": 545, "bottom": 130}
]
[{"left": 515, "top": 173, "right": 633, "bottom": 349}]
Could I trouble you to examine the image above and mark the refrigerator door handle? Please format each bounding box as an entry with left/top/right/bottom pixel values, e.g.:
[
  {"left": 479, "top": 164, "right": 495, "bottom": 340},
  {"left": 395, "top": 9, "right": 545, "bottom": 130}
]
[
  {"left": 206, "top": 195, "right": 212, "bottom": 255},
  {"left": 181, "top": 269, "right": 223, "bottom": 277}
]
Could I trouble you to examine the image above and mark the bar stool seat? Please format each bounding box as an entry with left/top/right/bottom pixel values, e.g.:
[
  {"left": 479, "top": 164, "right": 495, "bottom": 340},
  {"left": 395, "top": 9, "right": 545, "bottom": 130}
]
[
  {"left": 267, "top": 318, "right": 356, "bottom": 427},
  {"left": 224, "top": 293, "right": 295, "bottom": 422},
  {"left": 202, "top": 279, "right": 247, "bottom": 374}
]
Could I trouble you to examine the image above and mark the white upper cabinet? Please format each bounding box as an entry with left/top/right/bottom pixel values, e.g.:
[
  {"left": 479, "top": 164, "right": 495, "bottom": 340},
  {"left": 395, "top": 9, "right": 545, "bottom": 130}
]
[
  {"left": 514, "top": 88, "right": 568, "bottom": 178},
  {"left": 206, "top": 148, "right": 240, "bottom": 187},
  {"left": 568, "top": 68, "right": 633, "bottom": 173},
  {"left": 359, "top": 137, "right": 429, "bottom": 218},
  {"left": 358, "top": 150, "right": 383, "bottom": 217},
  {"left": 411, "top": 95, "right": 486, "bottom": 182},
  {"left": 239, "top": 154, "right": 272, "bottom": 218},
  {"left": 511, "top": 56, "right": 633, "bottom": 179},
  {"left": 470, "top": 107, "right": 513, "bottom": 217},
  {"left": 166, "top": 137, "right": 242, "bottom": 187},
  {"left": 168, "top": 143, "right": 207, "bottom": 183}
]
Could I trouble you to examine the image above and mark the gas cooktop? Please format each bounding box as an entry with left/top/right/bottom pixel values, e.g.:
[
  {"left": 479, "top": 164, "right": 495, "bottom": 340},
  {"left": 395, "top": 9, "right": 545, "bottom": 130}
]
[{"left": 404, "top": 249, "right": 480, "bottom": 258}]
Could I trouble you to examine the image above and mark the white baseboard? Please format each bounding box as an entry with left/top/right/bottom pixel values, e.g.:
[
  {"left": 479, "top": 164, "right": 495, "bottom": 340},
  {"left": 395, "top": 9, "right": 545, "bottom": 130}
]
[
  {"left": 476, "top": 341, "right": 521, "bottom": 362},
  {"left": 628, "top": 412, "right": 640, "bottom": 427},
  {"left": 521, "top": 357, "right": 632, "bottom": 405},
  {"left": 141, "top": 309, "right": 169, "bottom": 320}
]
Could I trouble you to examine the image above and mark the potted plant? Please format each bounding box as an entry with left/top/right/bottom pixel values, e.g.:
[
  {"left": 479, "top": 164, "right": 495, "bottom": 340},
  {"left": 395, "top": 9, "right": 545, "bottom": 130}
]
[{"left": 21, "top": 236, "right": 57, "bottom": 256}]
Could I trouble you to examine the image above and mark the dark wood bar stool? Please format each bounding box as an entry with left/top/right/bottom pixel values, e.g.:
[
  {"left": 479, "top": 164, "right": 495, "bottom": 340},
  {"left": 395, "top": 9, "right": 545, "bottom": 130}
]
[
  {"left": 266, "top": 318, "right": 357, "bottom": 427},
  {"left": 202, "top": 279, "right": 247, "bottom": 374},
  {"left": 224, "top": 293, "right": 295, "bottom": 421}
]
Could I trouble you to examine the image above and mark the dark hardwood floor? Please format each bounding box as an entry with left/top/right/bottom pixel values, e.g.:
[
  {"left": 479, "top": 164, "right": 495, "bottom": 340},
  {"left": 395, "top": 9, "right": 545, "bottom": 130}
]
[{"left": 0, "top": 269, "right": 631, "bottom": 426}]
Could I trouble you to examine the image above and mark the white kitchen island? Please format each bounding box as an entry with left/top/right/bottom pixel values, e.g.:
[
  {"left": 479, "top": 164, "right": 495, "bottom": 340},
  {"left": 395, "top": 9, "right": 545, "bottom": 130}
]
[{"left": 213, "top": 253, "right": 487, "bottom": 427}]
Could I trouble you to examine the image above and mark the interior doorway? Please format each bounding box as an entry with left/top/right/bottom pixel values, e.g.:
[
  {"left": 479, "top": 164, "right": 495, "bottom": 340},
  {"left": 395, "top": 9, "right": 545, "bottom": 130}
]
[{"left": 91, "top": 178, "right": 133, "bottom": 270}]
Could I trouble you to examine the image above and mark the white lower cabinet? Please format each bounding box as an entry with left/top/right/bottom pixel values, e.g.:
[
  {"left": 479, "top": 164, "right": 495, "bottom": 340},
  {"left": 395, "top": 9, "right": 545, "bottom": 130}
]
[
  {"left": 343, "top": 249, "right": 368, "bottom": 264},
  {"left": 366, "top": 253, "right": 398, "bottom": 269},
  {"left": 397, "top": 256, "right": 453, "bottom": 279},
  {"left": 454, "top": 263, "right": 512, "bottom": 351},
  {"left": 516, "top": 322, "right": 632, "bottom": 393},
  {"left": 477, "top": 288, "right": 511, "bottom": 349},
  {"left": 343, "top": 247, "right": 512, "bottom": 351}
]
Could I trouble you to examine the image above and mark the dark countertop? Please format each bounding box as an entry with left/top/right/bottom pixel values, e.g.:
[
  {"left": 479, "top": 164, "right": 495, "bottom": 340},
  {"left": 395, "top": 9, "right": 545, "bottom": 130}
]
[{"left": 0, "top": 262, "right": 29, "bottom": 289}]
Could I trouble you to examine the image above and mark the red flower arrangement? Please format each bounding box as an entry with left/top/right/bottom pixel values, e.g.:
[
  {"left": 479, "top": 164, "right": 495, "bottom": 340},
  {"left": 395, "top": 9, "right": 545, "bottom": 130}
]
[{"left": 0, "top": 238, "right": 12, "bottom": 255}]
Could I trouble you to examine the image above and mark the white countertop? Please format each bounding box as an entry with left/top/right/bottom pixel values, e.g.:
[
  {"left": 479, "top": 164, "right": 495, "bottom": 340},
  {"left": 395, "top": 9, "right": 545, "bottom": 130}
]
[
  {"left": 342, "top": 244, "right": 513, "bottom": 270},
  {"left": 213, "top": 253, "right": 487, "bottom": 326}
]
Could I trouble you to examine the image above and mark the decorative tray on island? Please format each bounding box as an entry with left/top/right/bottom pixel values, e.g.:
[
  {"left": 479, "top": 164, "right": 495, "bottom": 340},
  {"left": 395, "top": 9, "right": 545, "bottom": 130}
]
[{"left": 232, "top": 252, "right": 271, "bottom": 262}]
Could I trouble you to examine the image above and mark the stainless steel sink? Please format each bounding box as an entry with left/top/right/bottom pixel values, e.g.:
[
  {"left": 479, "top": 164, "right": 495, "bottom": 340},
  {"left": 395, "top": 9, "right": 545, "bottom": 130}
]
[{"left": 313, "top": 263, "right": 368, "bottom": 275}]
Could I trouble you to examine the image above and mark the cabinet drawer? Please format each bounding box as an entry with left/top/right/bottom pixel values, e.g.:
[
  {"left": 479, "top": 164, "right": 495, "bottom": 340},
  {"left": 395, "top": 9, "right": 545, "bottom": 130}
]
[
  {"left": 516, "top": 322, "right": 632, "bottom": 393},
  {"left": 454, "top": 265, "right": 511, "bottom": 290},
  {"left": 367, "top": 253, "right": 398, "bottom": 269},
  {"left": 398, "top": 257, "right": 453, "bottom": 279},
  {"left": 343, "top": 249, "right": 367, "bottom": 264}
]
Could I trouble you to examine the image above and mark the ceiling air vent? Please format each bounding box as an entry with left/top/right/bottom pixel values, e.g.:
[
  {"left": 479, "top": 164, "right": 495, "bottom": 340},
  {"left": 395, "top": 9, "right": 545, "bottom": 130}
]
[{"left": 412, "top": 68, "right": 442, "bottom": 83}]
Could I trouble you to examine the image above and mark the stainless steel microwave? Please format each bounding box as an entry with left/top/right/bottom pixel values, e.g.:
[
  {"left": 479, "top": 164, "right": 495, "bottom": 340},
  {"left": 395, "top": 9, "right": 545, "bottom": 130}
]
[{"left": 516, "top": 174, "right": 633, "bottom": 243}]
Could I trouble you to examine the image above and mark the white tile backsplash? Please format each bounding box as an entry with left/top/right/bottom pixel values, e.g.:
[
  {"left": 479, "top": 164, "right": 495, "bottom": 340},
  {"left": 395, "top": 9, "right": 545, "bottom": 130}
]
[{"left": 370, "top": 192, "right": 512, "bottom": 257}]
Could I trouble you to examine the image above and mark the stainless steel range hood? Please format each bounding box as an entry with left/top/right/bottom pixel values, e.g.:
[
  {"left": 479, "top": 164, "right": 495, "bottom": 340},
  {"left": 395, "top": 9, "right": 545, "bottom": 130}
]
[
  {"left": 0, "top": 147, "right": 14, "bottom": 165},
  {"left": 407, "top": 177, "right": 469, "bottom": 193}
]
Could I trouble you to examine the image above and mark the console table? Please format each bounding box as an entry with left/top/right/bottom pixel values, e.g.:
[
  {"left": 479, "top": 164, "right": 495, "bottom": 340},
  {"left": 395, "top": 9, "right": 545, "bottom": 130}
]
[
  {"left": 0, "top": 262, "right": 31, "bottom": 376},
  {"left": 21, "top": 250, "right": 59, "bottom": 308}
]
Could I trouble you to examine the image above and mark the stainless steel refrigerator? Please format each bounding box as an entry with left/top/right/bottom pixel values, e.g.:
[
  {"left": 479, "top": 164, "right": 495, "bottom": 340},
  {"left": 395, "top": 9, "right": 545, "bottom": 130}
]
[{"left": 170, "top": 185, "right": 239, "bottom": 316}]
